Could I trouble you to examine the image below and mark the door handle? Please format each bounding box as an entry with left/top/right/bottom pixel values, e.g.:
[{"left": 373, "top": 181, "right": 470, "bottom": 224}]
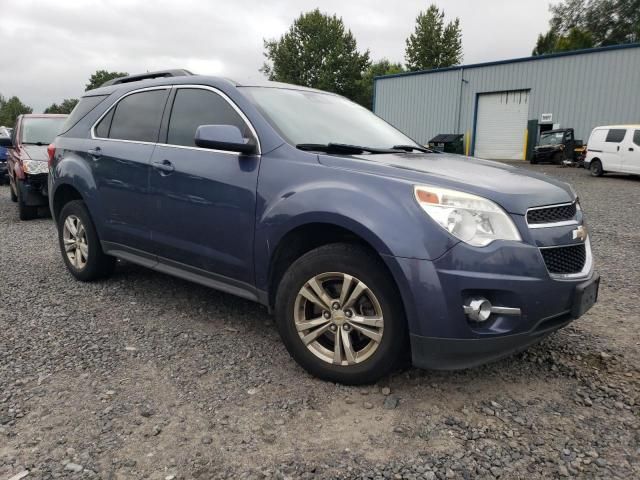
[
  {"left": 617, "top": 145, "right": 620, "bottom": 151},
  {"left": 88, "top": 147, "right": 102, "bottom": 159},
  {"left": 630, "top": 147, "right": 635, "bottom": 152},
  {"left": 152, "top": 159, "right": 175, "bottom": 173}
]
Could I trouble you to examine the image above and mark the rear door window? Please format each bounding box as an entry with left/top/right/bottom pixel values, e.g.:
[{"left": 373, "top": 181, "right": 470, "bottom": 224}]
[
  {"left": 633, "top": 130, "right": 640, "bottom": 147},
  {"left": 605, "top": 129, "right": 627, "bottom": 143},
  {"left": 166, "top": 88, "right": 250, "bottom": 147},
  {"left": 98, "top": 89, "right": 169, "bottom": 143}
]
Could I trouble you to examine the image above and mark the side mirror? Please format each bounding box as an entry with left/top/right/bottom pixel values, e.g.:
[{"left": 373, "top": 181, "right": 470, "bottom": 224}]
[
  {"left": 0, "top": 136, "right": 13, "bottom": 148},
  {"left": 194, "top": 125, "right": 257, "bottom": 154}
]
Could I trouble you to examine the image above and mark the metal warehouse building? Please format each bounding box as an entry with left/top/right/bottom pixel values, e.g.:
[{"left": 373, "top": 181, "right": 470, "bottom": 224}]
[{"left": 373, "top": 43, "right": 640, "bottom": 160}]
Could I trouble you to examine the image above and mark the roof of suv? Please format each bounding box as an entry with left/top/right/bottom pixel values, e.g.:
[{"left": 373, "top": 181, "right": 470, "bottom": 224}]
[{"left": 85, "top": 70, "right": 331, "bottom": 97}]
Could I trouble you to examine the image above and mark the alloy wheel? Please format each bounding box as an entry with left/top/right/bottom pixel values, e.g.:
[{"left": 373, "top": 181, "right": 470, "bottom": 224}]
[
  {"left": 62, "top": 215, "right": 89, "bottom": 270},
  {"left": 294, "top": 272, "right": 384, "bottom": 366}
]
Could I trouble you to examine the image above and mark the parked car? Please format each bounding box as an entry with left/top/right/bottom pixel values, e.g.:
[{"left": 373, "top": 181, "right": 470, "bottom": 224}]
[
  {"left": 0, "top": 114, "right": 68, "bottom": 219},
  {"left": 532, "top": 128, "right": 584, "bottom": 165},
  {"left": 584, "top": 125, "right": 640, "bottom": 176},
  {"left": 48, "top": 70, "right": 599, "bottom": 384},
  {"left": 0, "top": 126, "right": 10, "bottom": 182}
]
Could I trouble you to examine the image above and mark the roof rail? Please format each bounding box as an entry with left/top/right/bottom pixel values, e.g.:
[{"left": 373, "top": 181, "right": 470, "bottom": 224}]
[{"left": 100, "top": 69, "right": 194, "bottom": 87}]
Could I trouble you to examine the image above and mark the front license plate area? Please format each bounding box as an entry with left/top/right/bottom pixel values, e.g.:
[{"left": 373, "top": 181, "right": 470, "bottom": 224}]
[{"left": 571, "top": 275, "right": 600, "bottom": 318}]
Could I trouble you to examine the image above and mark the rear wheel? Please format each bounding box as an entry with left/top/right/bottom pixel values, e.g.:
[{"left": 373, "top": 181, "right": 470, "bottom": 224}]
[
  {"left": 58, "top": 200, "right": 116, "bottom": 281},
  {"left": 275, "top": 243, "right": 407, "bottom": 385},
  {"left": 590, "top": 159, "right": 604, "bottom": 177},
  {"left": 17, "top": 181, "right": 38, "bottom": 220}
]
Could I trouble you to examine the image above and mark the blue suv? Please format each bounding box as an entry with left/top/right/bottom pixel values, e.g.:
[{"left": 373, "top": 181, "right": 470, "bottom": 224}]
[{"left": 49, "top": 70, "right": 599, "bottom": 384}]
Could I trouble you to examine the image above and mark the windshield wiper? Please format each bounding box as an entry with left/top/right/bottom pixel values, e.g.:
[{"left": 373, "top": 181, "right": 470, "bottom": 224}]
[
  {"left": 392, "top": 144, "right": 435, "bottom": 153},
  {"left": 296, "top": 143, "right": 401, "bottom": 154}
]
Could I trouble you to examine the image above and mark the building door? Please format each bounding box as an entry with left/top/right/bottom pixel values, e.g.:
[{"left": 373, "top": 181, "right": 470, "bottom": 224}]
[{"left": 474, "top": 90, "right": 530, "bottom": 160}]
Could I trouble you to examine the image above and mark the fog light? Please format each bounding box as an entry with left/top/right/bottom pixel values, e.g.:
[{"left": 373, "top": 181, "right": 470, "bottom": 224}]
[
  {"left": 463, "top": 297, "right": 522, "bottom": 322},
  {"left": 464, "top": 298, "right": 493, "bottom": 322}
]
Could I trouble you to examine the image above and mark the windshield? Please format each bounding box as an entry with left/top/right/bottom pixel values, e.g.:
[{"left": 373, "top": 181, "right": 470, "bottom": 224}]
[
  {"left": 21, "top": 117, "right": 66, "bottom": 145},
  {"left": 539, "top": 132, "right": 565, "bottom": 146},
  {"left": 241, "top": 87, "right": 420, "bottom": 150}
]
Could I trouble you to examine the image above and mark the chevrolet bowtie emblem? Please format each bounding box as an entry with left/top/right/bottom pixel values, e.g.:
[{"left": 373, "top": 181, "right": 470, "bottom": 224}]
[{"left": 572, "top": 225, "right": 588, "bottom": 242}]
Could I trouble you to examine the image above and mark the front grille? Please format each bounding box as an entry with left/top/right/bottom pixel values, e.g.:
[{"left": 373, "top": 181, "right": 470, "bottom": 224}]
[
  {"left": 541, "top": 244, "right": 586, "bottom": 274},
  {"left": 527, "top": 202, "right": 577, "bottom": 225}
]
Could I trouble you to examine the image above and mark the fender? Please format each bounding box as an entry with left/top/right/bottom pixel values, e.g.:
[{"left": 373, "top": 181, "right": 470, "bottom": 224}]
[
  {"left": 253, "top": 166, "right": 458, "bottom": 290},
  {"left": 51, "top": 143, "right": 106, "bottom": 235},
  {"left": 9, "top": 148, "right": 25, "bottom": 181}
]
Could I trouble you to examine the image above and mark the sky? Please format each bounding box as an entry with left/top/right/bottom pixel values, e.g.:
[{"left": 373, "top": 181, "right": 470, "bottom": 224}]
[{"left": 0, "top": 0, "right": 553, "bottom": 113}]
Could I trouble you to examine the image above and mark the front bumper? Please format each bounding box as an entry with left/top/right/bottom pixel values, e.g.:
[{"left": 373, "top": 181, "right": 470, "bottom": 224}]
[
  {"left": 533, "top": 149, "right": 556, "bottom": 161},
  {"left": 21, "top": 174, "right": 49, "bottom": 206},
  {"left": 384, "top": 237, "right": 598, "bottom": 370}
]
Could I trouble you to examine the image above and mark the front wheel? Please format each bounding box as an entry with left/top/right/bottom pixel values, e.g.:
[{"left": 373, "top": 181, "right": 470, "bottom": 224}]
[
  {"left": 275, "top": 243, "right": 407, "bottom": 385},
  {"left": 590, "top": 159, "right": 604, "bottom": 177},
  {"left": 58, "top": 200, "right": 116, "bottom": 281}
]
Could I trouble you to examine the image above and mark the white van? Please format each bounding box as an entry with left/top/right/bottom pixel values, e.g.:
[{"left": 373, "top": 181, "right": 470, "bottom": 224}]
[{"left": 585, "top": 125, "right": 640, "bottom": 176}]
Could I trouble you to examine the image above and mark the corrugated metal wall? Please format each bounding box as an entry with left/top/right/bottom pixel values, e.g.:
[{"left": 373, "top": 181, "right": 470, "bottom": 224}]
[{"left": 374, "top": 45, "right": 640, "bottom": 155}]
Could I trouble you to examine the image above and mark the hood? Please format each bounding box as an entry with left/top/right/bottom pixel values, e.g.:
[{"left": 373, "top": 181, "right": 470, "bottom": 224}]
[
  {"left": 318, "top": 152, "right": 574, "bottom": 215},
  {"left": 22, "top": 145, "right": 49, "bottom": 162}
]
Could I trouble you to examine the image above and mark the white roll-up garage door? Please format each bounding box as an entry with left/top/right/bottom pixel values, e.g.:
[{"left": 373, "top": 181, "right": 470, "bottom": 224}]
[{"left": 474, "top": 90, "right": 529, "bottom": 160}]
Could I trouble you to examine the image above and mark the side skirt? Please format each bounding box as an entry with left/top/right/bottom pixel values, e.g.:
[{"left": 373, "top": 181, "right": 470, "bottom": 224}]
[{"left": 101, "top": 241, "right": 264, "bottom": 304}]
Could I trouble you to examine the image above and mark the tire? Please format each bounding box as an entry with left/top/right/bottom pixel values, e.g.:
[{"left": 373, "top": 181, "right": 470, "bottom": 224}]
[
  {"left": 57, "top": 200, "right": 116, "bottom": 281},
  {"left": 17, "top": 181, "right": 38, "bottom": 220},
  {"left": 10, "top": 181, "right": 18, "bottom": 202},
  {"left": 590, "top": 159, "right": 604, "bottom": 177},
  {"left": 275, "top": 243, "right": 407, "bottom": 385},
  {"left": 552, "top": 152, "right": 563, "bottom": 165},
  {"left": 530, "top": 156, "right": 538, "bottom": 165}
]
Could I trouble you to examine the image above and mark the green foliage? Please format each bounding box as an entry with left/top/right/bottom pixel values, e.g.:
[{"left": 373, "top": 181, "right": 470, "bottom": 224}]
[
  {"left": 405, "top": 4, "right": 463, "bottom": 71},
  {"left": 533, "top": 0, "right": 639, "bottom": 55},
  {"left": 556, "top": 28, "right": 596, "bottom": 51},
  {"left": 0, "top": 94, "right": 33, "bottom": 127},
  {"left": 44, "top": 98, "right": 79, "bottom": 114},
  {"left": 355, "top": 59, "right": 405, "bottom": 109},
  {"left": 261, "top": 9, "right": 371, "bottom": 101},
  {"left": 532, "top": 30, "right": 560, "bottom": 56},
  {"left": 85, "top": 70, "right": 129, "bottom": 91}
]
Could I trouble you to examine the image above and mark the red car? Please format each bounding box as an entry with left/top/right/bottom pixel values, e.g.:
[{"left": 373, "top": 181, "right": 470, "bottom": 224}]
[{"left": 0, "top": 114, "right": 67, "bottom": 220}]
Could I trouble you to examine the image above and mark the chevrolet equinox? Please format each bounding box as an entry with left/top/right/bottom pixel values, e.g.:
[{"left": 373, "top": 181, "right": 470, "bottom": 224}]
[{"left": 48, "top": 70, "right": 599, "bottom": 384}]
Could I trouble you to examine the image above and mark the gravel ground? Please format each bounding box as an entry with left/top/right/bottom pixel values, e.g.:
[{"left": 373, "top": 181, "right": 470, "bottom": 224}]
[{"left": 0, "top": 163, "right": 639, "bottom": 480}]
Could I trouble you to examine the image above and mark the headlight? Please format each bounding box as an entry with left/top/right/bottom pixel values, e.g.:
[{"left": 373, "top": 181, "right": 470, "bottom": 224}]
[
  {"left": 414, "top": 186, "right": 521, "bottom": 247},
  {"left": 22, "top": 160, "right": 49, "bottom": 175}
]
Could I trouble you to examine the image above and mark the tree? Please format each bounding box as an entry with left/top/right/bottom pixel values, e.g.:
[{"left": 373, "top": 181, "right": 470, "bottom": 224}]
[
  {"left": 556, "top": 28, "right": 595, "bottom": 51},
  {"left": 261, "top": 9, "right": 371, "bottom": 102},
  {"left": 405, "top": 4, "right": 463, "bottom": 71},
  {"left": 85, "top": 70, "right": 128, "bottom": 91},
  {"left": 355, "top": 59, "right": 405, "bottom": 109},
  {"left": 532, "top": 30, "right": 560, "bottom": 56},
  {"left": 0, "top": 95, "right": 33, "bottom": 127},
  {"left": 44, "top": 98, "right": 79, "bottom": 114},
  {"left": 533, "top": 0, "right": 639, "bottom": 55}
]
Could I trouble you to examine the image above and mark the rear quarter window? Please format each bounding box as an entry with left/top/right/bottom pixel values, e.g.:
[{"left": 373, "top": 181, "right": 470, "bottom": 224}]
[
  {"left": 634, "top": 130, "right": 640, "bottom": 147},
  {"left": 60, "top": 95, "right": 108, "bottom": 133},
  {"left": 605, "top": 129, "right": 627, "bottom": 143}
]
